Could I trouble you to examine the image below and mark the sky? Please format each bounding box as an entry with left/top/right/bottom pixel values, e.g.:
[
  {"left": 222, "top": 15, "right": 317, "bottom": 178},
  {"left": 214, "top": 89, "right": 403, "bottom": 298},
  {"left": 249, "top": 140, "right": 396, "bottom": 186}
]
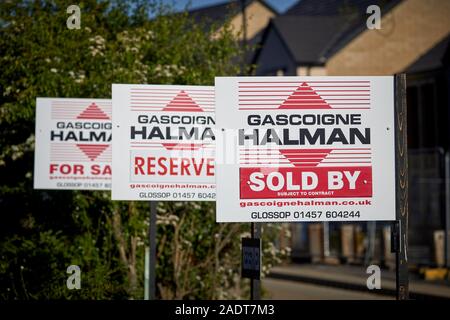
[{"left": 164, "top": 0, "right": 300, "bottom": 14}]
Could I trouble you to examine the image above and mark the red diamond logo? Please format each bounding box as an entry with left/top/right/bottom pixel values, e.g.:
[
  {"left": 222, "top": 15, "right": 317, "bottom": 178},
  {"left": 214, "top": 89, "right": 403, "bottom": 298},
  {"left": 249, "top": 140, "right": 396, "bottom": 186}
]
[
  {"left": 162, "top": 143, "right": 203, "bottom": 150},
  {"left": 163, "top": 90, "right": 203, "bottom": 112},
  {"left": 77, "top": 144, "right": 109, "bottom": 161},
  {"left": 279, "top": 149, "right": 332, "bottom": 167},
  {"left": 77, "top": 103, "right": 110, "bottom": 120},
  {"left": 279, "top": 83, "right": 331, "bottom": 109}
]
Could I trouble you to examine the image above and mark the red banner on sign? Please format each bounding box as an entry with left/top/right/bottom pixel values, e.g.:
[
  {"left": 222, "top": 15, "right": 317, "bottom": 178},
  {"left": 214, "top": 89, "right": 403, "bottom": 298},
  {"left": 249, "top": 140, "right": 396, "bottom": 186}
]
[{"left": 240, "top": 166, "right": 372, "bottom": 199}]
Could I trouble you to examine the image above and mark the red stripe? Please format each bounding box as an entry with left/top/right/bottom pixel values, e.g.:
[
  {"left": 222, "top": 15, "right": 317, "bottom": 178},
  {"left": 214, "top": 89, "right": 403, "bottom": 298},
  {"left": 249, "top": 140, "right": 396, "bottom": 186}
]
[
  {"left": 331, "top": 107, "right": 370, "bottom": 109},
  {"left": 325, "top": 157, "right": 371, "bottom": 159},
  {"left": 130, "top": 109, "right": 213, "bottom": 112},
  {"left": 131, "top": 142, "right": 161, "bottom": 144},
  {"left": 130, "top": 146, "right": 164, "bottom": 148},
  {"left": 131, "top": 95, "right": 177, "bottom": 98},
  {"left": 238, "top": 90, "right": 370, "bottom": 92},
  {"left": 240, "top": 162, "right": 291, "bottom": 164},
  {"left": 330, "top": 152, "right": 371, "bottom": 155},
  {"left": 52, "top": 109, "right": 111, "bottom": 114},
  {"left": 130, "top": 107, "right": 164, "bottom": 109},
  {"left": 130, "top": 102, "right": 166, "bottom": 105},
  {"left": 239, "top": 94, "right": 291, "bottom": 97},
  {"left": 237, "top": 107, "right": 370, "bottom": 110},
  {"left": 281, "top": 157, "right": 328, "bottom": 160},
  {"left": 282, "top": 101, "right": 328, "bottom": 103},
  {"left": 73, "top": 148, "right": 109, "bottom": 151},
  {"left": 163, "top": 108, "right": 203, "bottom": 112},
  {"left": 240, "top": 157, "right": 285, "bottom": 160},
  {"left": 314, "top": 90, "right": 370, "bottom": 92},
  {"left": 278, "top": 105, "right": 330, "bottom": 109},
  {"left": 239, "top": 85, "right": 369, "bottom": 88},
  {"left": 239, "top": 148, "right": 370, "bottom": 151},
  {"left": 326, "top": 103, "right": 370, "bottom": 105},
  {"left": 131, "top": 99, "right": 214, "bottom": 103},
  {"left": 242, "top": 158, "right": 324, "bottom": 161},
  {"left": 287, "top": 161, "right": 321, "bottom": 163},
  {"left": 324, "top": 98, "right": 370, "bottom": 101},
  {"left": 130, "top": 99, "right": 170, "bottom": 101},
  {"left": 319, "top": 162, "right": 371, "bottom": 164},
  {"left": 237, "top": 108, "right": 283, "bottom": 110},
  {"left": 280, "top": 149, "right": 331, "bottom": 153},
  {"left": 238, "top": 81, "right": 370, "bottom": 83},
  {"left": 239, "top": 94, "right": 369, "bottom": 97},
  {"left": 51, "top": 102, "right": 107, "bottom": 104},
  {"left": 239, "top": 103, "right": 288, "bottom": 106},
  {"left": 130, "top": 89, "right": 213, "bottom": 91},
  {"left": 77, "top": 116, "right": 110, "bottom": 119}
]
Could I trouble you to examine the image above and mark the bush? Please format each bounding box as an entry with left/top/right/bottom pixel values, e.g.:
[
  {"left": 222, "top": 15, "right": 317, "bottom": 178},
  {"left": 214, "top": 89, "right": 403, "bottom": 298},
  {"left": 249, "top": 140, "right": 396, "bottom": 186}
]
[{"left": 0, "top": 0, "right": 290, "bottom": 299}]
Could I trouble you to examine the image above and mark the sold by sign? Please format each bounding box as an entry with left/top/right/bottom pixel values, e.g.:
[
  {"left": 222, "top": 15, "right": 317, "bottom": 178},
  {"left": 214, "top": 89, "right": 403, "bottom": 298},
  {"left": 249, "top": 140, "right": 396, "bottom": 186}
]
[
  {"left": 112, "top": 85, "right": 216, "bottom": 201},
  {"left": 215, "top": 77, "right": 395, "bottom": 222},
  {"left": 34, "top": 98, "right": 112, "bottom": 190}
]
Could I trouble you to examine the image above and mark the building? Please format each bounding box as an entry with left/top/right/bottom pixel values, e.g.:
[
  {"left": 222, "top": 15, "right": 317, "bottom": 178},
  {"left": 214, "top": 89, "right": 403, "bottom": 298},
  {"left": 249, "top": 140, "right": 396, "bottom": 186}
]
[
  {"left": 188, "top": 0, "right": 278, "bottom": 63},
  {"left": 252, "top": 0, "right": 450, "bottom": 267}
]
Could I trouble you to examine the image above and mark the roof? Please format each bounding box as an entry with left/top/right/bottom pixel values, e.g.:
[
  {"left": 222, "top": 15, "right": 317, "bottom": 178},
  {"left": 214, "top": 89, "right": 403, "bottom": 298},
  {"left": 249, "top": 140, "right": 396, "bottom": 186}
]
[
  {"left": 270, "top": 15, "right": 352, "bottom": 64},
  {"left": 319, "top": 0, "right": 403, "bottom": 59},
  {"left": 286, "top": 0, "right": 397, "bottom": 16},
  {"left": 254, "top": 0, "right": 403, "bottom": 65},
  {"left": 406, "top": 34, "right": 450, "bottom": 73},
  {"left": 188, "top": 0, "right": 277, "bottom": 27}
]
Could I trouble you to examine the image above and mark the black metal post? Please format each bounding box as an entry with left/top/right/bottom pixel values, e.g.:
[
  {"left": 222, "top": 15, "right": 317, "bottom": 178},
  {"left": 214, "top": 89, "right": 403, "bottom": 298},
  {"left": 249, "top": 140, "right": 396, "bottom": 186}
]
[
  {"left": 250, "top": 222, "right": 261, "bottom": 300},
  {"left": 149, "top": 201, "right": 157, "bottom": 300},
  {"left": 394, "top": 74, "right": 409, "bottom": 300},
  {"left": 445, "top": 151, "right": 450, "bottom": 268}
]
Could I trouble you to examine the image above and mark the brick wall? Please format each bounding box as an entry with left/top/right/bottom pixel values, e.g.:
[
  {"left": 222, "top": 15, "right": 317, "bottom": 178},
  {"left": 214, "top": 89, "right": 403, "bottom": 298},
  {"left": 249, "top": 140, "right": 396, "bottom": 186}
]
[
  {"left": 326, "top": 0, "right": 450, "bottom": 75},
  {"left": 222, "top": 1, "right": 276, "bottom": 40}
]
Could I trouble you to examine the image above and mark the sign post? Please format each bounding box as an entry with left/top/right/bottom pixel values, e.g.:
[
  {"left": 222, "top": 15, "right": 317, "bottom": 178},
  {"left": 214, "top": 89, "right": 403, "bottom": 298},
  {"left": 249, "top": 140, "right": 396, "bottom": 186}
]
[
  {"left": 112, "top": 84, "right": 216, "bottom": 300},
  {"left": 149, "top": 201, "right": 157, "bottom": 300},
  {"left": 445, "top": 151, "right": 450, "bottom": 268},
  {"left": 144, "top": 246, "right": 149, "bottom": 300},
  {"left": 250, "top": 223, "right": 261, "bottom": 300},
  {"left": 242, "top": 225, "right": 261, "bottom": 299},
  {"left": 394, "top": 74, "right": 409, "bottom": 300}
]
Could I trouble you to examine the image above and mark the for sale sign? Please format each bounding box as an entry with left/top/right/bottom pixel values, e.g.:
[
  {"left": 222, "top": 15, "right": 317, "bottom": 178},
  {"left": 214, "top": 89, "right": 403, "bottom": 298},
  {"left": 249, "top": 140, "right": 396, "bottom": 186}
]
[
  {"left": 112, "top": 85, "right": 216, "bottom": 201},
  {"left": 34, "top": 98, "right": 112, "bottom": 190},
  {"left": 215, "top": 77, "right": 395, "bottom": 222}
]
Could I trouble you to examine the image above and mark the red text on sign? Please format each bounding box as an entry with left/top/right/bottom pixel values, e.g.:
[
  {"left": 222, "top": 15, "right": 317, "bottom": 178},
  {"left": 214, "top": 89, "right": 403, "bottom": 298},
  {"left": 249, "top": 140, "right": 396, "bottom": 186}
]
[
  {"left": 240, "top": 167, "right": 372, "bottom": 199},
  {"left": 133, "top": 156, "right": 214, "bottom": 177},
  {"left": 49, "top": 163, "right": 111, "bottom": 175}
]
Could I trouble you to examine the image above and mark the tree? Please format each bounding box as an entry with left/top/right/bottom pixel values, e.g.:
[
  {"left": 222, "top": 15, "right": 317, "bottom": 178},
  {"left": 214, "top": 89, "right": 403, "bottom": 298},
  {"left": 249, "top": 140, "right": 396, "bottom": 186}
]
[{"left": 0, "top": 0, "right": 290, "bottom": 299}]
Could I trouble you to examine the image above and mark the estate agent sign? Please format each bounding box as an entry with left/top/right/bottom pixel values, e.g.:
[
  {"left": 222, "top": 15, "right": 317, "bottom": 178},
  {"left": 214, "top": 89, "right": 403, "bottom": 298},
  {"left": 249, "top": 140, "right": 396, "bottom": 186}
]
[
  {"left": 214, "top": 77, "right": 395, "bottom": 222},
  {"left": 112, "top": 85, "right": 216, "bottom": 201},
  {"left": 34, "top": 98, "right": 112, "bottom": 190}
]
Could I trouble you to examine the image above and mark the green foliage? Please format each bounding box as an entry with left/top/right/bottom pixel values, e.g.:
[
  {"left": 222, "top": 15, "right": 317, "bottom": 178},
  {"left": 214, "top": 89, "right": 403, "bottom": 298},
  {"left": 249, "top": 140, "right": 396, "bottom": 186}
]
[{"left": 0, "top": 0, "right": 289, "bottom": 300}]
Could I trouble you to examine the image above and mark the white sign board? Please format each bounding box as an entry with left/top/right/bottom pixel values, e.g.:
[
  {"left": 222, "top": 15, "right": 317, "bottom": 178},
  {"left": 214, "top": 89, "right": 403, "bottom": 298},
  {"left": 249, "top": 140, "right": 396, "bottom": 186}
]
[
  {"left": 34, "top": 98, "right": 112, "bottom": 190},
  {"left": 112, "top": 84, "right": 216, "bottom": 201},
  {"left": 215, "top": 76, "right": 395, "bottom": 222}
]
